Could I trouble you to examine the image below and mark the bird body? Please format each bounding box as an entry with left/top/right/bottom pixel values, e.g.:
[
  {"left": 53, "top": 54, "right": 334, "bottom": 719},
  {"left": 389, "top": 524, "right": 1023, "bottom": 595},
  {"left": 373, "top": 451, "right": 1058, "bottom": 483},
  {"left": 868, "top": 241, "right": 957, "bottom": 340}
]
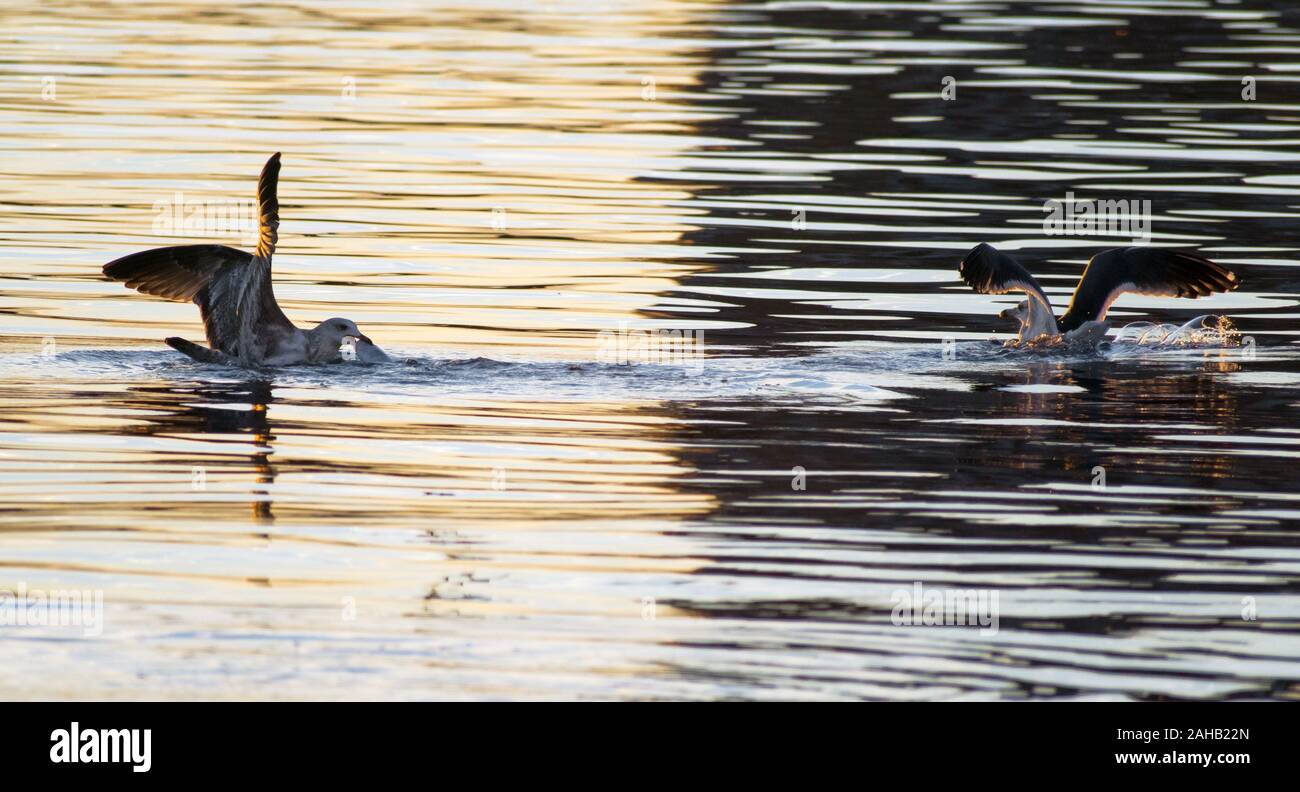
[
  {"left": 103, "top": 153, "right": 381, "bottom": 366},
  {"left": 959, "top": 243, "right": 1239, "bottom": 343}
]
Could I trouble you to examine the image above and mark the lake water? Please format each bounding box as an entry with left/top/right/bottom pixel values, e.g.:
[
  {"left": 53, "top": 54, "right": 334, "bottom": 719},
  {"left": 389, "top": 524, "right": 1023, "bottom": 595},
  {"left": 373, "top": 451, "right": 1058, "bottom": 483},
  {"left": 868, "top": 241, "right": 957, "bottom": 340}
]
[{"left": 2, "top": 0, "right": 1300, "bottom": 700}]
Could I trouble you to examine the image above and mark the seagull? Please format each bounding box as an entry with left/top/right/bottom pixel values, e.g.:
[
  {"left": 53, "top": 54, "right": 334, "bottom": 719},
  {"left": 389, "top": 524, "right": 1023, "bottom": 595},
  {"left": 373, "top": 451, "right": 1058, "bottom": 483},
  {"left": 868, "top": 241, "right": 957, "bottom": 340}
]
[
  {"left": 103, "top": 153, "right": 379, "bottom": 366},
  {"left": 959, "top": 243, "right": 1240, "bottom": 343}
]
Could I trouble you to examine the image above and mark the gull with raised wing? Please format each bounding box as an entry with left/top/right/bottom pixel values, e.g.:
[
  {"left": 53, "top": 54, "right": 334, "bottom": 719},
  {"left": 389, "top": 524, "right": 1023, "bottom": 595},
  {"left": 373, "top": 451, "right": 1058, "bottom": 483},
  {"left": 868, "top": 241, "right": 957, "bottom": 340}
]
[
  {"left": 959, "top": 243, "right": 1240, "bottom": 343},
  {"left": 103, "top": 153, "right": 384, "bottom": 366}
]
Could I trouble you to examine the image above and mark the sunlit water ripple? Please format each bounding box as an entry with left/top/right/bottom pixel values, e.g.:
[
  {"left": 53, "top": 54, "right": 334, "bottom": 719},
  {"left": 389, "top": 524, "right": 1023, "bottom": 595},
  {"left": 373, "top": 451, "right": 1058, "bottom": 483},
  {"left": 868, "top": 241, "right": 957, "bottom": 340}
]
[{"left": 2, "top": 0, "right": 1300, "bottom": 700}]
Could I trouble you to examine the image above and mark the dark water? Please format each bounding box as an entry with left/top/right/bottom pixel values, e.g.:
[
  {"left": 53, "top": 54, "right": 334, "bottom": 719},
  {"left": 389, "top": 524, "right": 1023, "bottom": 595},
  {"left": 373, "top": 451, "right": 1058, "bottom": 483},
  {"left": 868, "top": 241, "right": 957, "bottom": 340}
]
[{"left": 1, "top": 0, "right": 1299, "bottom": 699}]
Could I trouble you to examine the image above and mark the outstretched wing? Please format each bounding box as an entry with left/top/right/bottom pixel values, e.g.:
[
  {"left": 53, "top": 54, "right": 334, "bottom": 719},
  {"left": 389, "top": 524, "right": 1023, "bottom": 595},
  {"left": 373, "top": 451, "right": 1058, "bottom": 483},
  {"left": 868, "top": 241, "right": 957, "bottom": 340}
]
[
  {"left": 958, "top": 243, "right": 1055, "bottom": 314},
  {"left": 102, "top": 153, "right": 294, "bottom": 360},
  {"left": 1058, "top": 247, "right": 1239, "bottom": 331},
  {"left": 103, "top": 243, "right": 247, "bottom": 303},
  {"left": 256, "top": 151, "right": 280, "bottom": 262}
]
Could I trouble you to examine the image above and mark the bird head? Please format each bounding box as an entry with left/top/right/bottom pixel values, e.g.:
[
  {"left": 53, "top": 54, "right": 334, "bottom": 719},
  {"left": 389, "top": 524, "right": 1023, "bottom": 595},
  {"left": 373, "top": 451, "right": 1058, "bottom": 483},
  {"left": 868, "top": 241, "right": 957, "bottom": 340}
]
[
  {"left": 314, "top": 318, "right": 371, "bottom": 346},
  {"left": 999, "top": 300, "right": 1029, "bottom": 326}
]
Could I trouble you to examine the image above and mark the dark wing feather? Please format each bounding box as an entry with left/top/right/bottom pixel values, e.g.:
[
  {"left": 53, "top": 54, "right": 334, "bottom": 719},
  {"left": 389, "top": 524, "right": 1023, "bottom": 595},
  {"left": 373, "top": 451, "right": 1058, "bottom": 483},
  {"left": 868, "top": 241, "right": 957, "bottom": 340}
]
[
  {"left": 1058, "top": 247, "right": 1239, "bottom": 331},
  {"left": 194, "top": 261, "right": 295, "bottom": 356},
  {"left": 256, "top": 152, "right": 280, "bottom": 262},
  {"left": 102, "top": 153, "right": 295, "bottom": 361},
  {"left": 103, "top": 244, "right": 248, "bottom": 302},
  {"left": 958, "top": 243, "right": 1054, "bottom": 312}
]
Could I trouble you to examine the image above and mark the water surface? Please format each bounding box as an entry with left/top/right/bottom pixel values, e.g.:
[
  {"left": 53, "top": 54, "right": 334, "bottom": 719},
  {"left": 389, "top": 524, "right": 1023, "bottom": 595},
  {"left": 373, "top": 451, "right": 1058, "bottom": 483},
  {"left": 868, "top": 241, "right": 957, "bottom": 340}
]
[{"left": 2, "top": 0, "right": 1300, "bottom": 700}]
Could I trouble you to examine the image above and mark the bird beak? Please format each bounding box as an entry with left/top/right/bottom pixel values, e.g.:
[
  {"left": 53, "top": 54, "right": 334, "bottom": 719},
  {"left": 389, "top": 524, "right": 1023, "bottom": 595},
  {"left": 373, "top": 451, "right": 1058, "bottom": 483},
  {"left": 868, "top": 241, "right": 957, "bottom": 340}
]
[{"left": 356, "top": 334, "right": 372, "bottom": 345}]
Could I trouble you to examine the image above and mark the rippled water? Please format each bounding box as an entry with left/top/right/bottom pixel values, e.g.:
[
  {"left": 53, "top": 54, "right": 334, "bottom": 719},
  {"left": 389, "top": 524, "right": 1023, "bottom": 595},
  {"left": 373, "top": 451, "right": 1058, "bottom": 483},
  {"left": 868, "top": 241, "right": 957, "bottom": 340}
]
[{"left": 3, "top": 0, "right": 1300, "bottom": 700}]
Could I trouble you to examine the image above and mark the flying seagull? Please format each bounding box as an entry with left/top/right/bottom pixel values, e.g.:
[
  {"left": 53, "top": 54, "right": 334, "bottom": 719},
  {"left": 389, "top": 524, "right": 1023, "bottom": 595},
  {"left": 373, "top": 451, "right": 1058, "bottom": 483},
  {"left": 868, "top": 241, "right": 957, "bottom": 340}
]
[
  {"left": 959, "top": 243, "right": 1240, "bottom": 343},
  {"left": 103, "top": 153, "right": 382, "bottom": 366}
]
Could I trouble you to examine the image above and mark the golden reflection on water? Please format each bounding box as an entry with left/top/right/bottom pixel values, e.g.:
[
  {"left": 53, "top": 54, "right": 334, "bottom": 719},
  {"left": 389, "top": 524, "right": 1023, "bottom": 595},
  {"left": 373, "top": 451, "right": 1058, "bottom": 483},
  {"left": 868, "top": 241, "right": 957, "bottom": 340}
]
[
  {"left": 0, "top": 379, "right": 716, "bottom": 527},
  {"left": 0, "top": 0, "right": 730, "bottom": 698},
  {"left": 0, "top": 369, "right": 716, "bottom": 699},
  {"left": 0, "top": 0, "right": 731, "bottom": 355}
]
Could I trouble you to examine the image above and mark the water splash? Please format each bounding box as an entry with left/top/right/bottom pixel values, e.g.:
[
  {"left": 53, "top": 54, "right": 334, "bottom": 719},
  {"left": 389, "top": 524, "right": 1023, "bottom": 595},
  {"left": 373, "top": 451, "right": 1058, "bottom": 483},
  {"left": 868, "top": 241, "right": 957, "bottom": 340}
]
[
  {"left": 1110, "top": 315, "right": 1240, "bottom": 348},
  {"left": 997, "top": 328, "right": 1107, "bottom": 354},
  {"left": 989, "top": 315, "right": 1241, "bottom": 358}
]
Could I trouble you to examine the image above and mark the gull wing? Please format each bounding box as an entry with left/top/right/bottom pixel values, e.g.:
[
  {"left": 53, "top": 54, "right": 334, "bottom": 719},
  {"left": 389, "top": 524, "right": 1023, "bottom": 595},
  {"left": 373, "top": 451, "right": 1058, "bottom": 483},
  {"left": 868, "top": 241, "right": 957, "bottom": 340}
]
[
  {"left": 958, "top": 243, "right": 1055, "bottom": 315},
  {"left": 102, "top": 153, "right": 294, "bottom": 360},
  {"left": 1057, "top": 247, "right": 1239, "bottom": 331}
]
